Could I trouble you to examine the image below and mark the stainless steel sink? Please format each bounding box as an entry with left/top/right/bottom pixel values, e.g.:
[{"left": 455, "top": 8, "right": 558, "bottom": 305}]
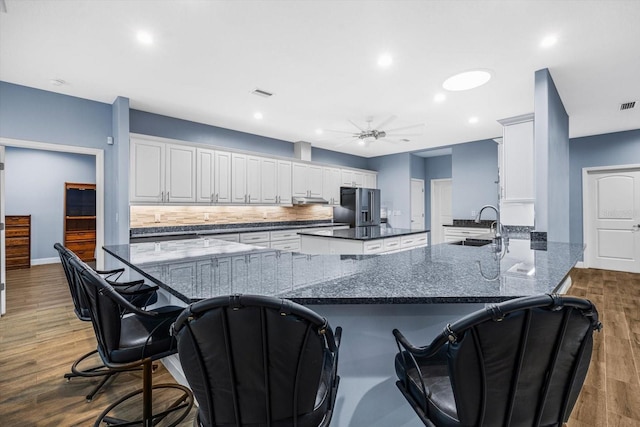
[{"left": 449, "top": 238, "right": 493, "bottom": 247}]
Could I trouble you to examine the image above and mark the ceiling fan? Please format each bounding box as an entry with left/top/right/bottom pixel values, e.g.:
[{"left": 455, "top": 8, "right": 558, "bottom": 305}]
[{"left": 325, "top": 116, "right": 424, "bottom": 147}]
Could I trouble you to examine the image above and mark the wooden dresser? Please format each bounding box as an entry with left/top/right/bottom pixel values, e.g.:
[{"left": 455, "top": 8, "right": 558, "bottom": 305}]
[{"left": 6, "top": 215, "right": 31, "bottom": 270}]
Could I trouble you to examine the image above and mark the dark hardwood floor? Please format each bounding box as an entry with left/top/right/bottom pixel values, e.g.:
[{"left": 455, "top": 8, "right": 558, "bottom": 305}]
[{"left": 0, "top": 264, "right": 638, "bottom": 426}]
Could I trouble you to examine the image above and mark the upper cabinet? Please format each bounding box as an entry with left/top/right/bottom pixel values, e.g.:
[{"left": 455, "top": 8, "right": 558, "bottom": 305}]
[
  {"left": 196, "top": 148, "right": 231, "bottom": 203},
  {"left": 292, "top": 163, "right": 323, "bottom": 198},
  {"left": 322, "top": 167, "right": 341, "bottom": 205},
  {"left": 130, "top": 135, "right": 376, "bottom": 206},
  {"left": 131, "top": 138, "right": 195, "bottom": 203},
  {"left": 498, "top": 114, "right": 534, "bottom": 202}
]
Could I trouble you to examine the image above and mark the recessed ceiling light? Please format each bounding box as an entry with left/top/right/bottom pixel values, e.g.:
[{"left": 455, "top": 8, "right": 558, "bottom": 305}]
[
  {"left": 315, "top": 129, "right": 323, "bottom": 135},
  {"left": 377, "top": 53, "right": 393, "bottom": 68},
  {"left": 136, "top": 31, "right": 153, "bottom": 45},
  {"left": 468, "top": 116, "right": 479, "bottom": 124},
  {"left": 540, "top": 34, "right": 558, "bottom": 48},
  {"left": 434, "top": 93, "right": 446, "bottom": 103},
  {"left": 254, "top": 112, "right": 263, "bottom": 120},
  {"left": 443, "top": 70, "right": 491, "bottom": 91}
]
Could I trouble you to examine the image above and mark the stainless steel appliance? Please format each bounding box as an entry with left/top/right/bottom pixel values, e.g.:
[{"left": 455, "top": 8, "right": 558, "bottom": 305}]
[{"left": 333, "top": 187, "right": 381, "bottom": 227}]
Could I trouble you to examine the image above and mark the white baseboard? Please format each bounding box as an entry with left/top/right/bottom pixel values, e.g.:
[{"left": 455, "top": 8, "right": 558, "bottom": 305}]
[
  {"left": 574, "top": 261, "right": 585, "bottom": 269},
  {"left": 31, "top": 257, "right": 60, "bottom": 266}
]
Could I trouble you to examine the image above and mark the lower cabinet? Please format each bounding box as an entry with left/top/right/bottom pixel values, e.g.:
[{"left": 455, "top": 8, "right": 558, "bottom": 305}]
[
  {"left": 443, "top": 227, "right": 491, "bottom": 243},
  {"left": 299, "top": 232, "right": 429, "bottom": 255},
  {"left": 5, "top": 215, "right": 31, "bottom": 270}
]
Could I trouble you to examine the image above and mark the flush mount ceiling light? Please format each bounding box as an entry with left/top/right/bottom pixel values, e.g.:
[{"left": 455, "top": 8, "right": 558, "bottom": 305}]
[
  {"left": 377, "top": 53, "right": 393, "bottom": 68},
  {"left": 443, "top": 70, "right": 491, "bottom": 91},
  {"left": 540, "top": 34, "right": 558, "bottom": 48},
  {"left": 253, "top": 112, "right": 263, "bottom": 120},
  {"left": 136, "top": 30, "right": 153, "bottom": 45},
  {"left": 433, "top": 93, "right": 446, "bottom": 103}
]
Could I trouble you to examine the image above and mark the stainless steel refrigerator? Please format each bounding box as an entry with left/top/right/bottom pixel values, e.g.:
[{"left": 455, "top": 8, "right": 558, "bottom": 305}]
[{"left": 333, "top": 187, "right": 381, "bottom": 227}]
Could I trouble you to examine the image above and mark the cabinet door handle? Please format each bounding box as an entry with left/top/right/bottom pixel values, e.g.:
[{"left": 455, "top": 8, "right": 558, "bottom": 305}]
[
  {"left": 211, "top": 193, "right": 214, "bottom": 203},
  {"left": 216, "top": 193, "right": 219, "bottom": 202},
  {"left": 167, "top": 191, "right": 170, "bottom": 202},
  {"left": 161, "top": 191, "right": 164, "bottom": 202}
]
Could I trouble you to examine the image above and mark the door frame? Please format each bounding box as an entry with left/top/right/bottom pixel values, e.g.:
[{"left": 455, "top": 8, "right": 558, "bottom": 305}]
[
  {"left": 582, "top": 163, "right": 640, "bottom": 269},
  {"left": 431, "top": 178, "right": 452, "bottom": 245},
  {"left": 0, "top": 137, "right": 105, "bottom": 269},
  {"left": 410, "top": 178, "right": 425, "bottom": 230}
]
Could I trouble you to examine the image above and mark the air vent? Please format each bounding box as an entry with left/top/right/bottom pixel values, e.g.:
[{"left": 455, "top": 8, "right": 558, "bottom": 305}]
[
  {"left": 252, "top": 88, "right": 274, "bottom": 98},
  {"left": 620, "top": 101, "right": 636, "bottom": 111}
]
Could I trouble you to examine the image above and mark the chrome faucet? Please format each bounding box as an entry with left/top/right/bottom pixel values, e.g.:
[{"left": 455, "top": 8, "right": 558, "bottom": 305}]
[{"left": 475, "top": 205, "right": 501, "bottom": 238}]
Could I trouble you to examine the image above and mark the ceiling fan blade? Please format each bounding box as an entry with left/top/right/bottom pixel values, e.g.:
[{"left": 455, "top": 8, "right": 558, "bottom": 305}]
[
  {"left": 322, "top": 129, "right": 359, "bottom": 135},
  {"left": 384, "top": 123, "right": 425, "bottom": 133},
  {"left": 374, "top": 115, "right": 397, "bottom": 131},
  {"left": 348, "top": 119, "right": 366, "bottom": 132},
  {"left": 384, "top": 133, "right": 423, "bottom": 137}
]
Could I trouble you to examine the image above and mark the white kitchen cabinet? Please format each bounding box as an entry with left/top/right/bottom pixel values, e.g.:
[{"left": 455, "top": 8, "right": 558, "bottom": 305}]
[
  {"left": 196, "top": 148, "right": 232, "bottom": 203},
  {"left": 232, "top": 153, "right": 260, "bottom": 203},
  {"left": 443, "top": 227, "right": 492, "bottom": 243},
  {"left": 130, "top": 138, "right": 195, "bottom": 203},
  {"left": 299, "top": 232, "right": 429, "bottom": 255},
  {"left": 131, "top": 138, "right": 165, "bottom": 203},
  {"left": 364, "top": 172, "right": 377, "bottom": 189},
  {"left": 322, "top": 167, "right": 341, "bottom": 205},
  {"left": 239, "top": 231, "right": 270, "bottom": 246},
  {"left": 341, "top": 169, "right": 354, "bottom": 187},
  {"left": 498, "top": 114, "right": 534, "bottom": 202},
  {"left": 292, "top": 163, "right": 323, "bottom": 198},
  {"left": 262, "top": 158, "right": 292, "bottom": 204}
]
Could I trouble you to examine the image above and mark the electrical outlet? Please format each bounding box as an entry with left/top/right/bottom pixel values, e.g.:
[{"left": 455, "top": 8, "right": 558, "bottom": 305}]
[
  {"left": 204, "top": 213, "right": 210, "bottom": 221},
  {"left": 262, "top": 211, "right": 268, "bottom": 219},
  {"left": 154, "top": 213, "right": 161, "bottom": 223},
  {"left": 471, "top": 210, "right": 477, "bottom": 218}
]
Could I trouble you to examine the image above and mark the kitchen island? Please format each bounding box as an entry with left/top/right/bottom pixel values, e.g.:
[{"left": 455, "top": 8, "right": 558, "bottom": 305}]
[
  {"left": 103, "top": 237, "right": 584, "bottom": 426},
  {"left": 298, "top": 226, "right": 429, "bottom": 254}
]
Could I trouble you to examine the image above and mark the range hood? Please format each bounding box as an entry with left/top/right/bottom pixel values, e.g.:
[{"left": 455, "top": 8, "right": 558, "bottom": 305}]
[{"left": 292, "top": 196, "right": 329, "bottom": 205}]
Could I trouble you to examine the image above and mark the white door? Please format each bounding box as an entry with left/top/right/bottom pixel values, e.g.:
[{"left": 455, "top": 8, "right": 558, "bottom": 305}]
[
  {"left": 431, "top": 179, "right": 453, "bottom": 244},
  {"left": 165, "top": 144, "right": 196, "bottom": 203},
  {"left": 261, "top": 158, "right": 278, "bottom": 204},
  {"left": 410, "top": 179, "right": 425, "bottom": 230},
  {"left": 276, "top": 160, "right": 292, "bottom": 204},
  {"left": 130, "top": 139, "right": 165, "bottom": 203},
  {"left": 196, "top": 148, "right": 214, "bottom": 203},
  {"left": 1, "top": 146, "right": 5, "bottom": 316},
  {"left": 246, "top": 156, "right": 261, "bottom": 203},
  {"left": 231, "top": 153, "right": 247, "bottom": 203},
  {"left": 586, "top": 168, "right": 640, "bottom": 273},
  {"left": 215, "top": 151, "right": 231, "bottom": 203}
]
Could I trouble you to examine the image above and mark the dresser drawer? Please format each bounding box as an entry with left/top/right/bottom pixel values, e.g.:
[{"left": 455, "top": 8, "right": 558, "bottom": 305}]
[
  {"left": 6, "top": 227, "right": 29, "bottom": 238},
  {"left": 67, "top": 240, "right": 96, "bottom": 253},
  {"left": 6, "top": 243, "right": 29, "bottom": 257},
  {"left": 6, "top": 256, "right": 30, "bottom": 269},
  {"left": 6, "top": 216, "right": 30, "bottom": 226},
  {"left": 65, "top": 230, "right": 96, "bottom": 241}
]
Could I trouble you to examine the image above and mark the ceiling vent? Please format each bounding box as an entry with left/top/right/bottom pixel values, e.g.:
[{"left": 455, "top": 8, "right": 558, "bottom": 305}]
[
  {"left": 252, "top": 88, "right": 274, "bottom": 98},
  {"left": 620, "top": 101, "right": 636, "bottom": 111}
]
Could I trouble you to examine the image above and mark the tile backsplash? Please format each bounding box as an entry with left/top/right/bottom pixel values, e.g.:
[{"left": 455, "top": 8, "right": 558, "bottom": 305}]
[{"left": 130, "top": 205, "right": 333, "bottom": 228}]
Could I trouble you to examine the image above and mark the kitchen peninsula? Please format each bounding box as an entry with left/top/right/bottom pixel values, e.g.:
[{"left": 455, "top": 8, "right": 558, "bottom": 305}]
[{"left": 103, "top": 237, "right": 584, "bottom": 426}]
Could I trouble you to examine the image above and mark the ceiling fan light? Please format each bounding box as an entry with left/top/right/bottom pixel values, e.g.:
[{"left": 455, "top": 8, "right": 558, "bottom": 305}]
[
  {"left": 358, "top": 139, "right": 366, "bottom": 146},
  {"left": 443, "top": 70, "right": 491, "bottom": 91}
]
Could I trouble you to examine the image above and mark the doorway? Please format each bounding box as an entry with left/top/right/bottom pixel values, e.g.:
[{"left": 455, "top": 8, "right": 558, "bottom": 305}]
[
  {"left": 583, "top": 164, "right": 640, "bottom": 273},
  {"left": 0, "top": 137, "right": 105, "bottom": 317},
  {"left": 430, "top": 179, "right": 452, "bottom": 245},
  {"left": 410, "top": 179, "right": 425, "bottom": 230}
]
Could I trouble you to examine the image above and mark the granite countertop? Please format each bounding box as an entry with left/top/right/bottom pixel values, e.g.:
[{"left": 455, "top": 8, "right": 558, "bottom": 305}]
[
  {"left": 104, "top": 237, "right": 584, "bottom": 305},
  {"left": 130, "top": 220, "right": 348, "bottom": 239},
  {"left": 298, "top": 226, "right": 429, "bottom": 240}
]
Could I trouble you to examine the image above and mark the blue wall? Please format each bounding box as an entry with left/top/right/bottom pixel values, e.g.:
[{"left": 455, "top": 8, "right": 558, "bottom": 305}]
[
  {"left": 369, "top": 153, "right": 412, "bottom": 228},
  {"left": 5, "top": 147, "right": 96, "bottom": 260},
  {"left": 569, "top": 129, "right": 640, "bottom": 245},
  {"left": 534, "top": 69, "right": 570, "bottom": 242},
  {"left": 451, "top": 139, "right": 499, "bottom": 219},
  {"left": 0, "top": 81, "right": 125, "bottom": 249},
  {"left": 424, "top": 155, "right": 453, "bottom": 228}
]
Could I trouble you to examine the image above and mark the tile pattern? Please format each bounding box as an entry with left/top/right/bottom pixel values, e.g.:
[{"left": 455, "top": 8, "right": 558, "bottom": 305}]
[{"left": 130, "top": 205, "right": 332, "bottom": 228}]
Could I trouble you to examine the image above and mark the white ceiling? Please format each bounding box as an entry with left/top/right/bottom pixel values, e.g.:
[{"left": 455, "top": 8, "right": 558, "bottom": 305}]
[{"left": 1, "top": 0, "right": 639, "bottom": 158}]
